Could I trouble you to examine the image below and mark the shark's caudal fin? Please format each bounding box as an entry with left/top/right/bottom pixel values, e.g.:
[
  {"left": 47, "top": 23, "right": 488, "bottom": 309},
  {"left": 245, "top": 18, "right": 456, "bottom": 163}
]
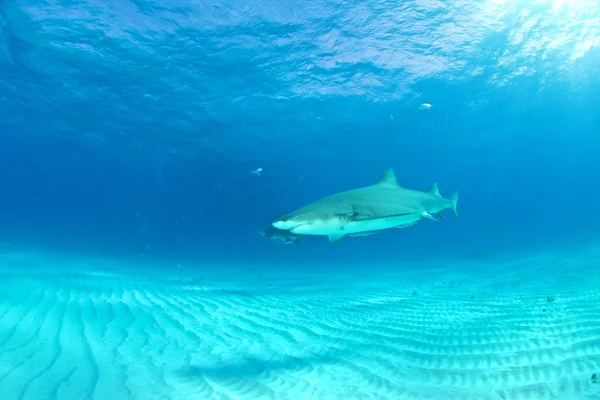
[
  {"left": 430, "top": 182, "right": 440, "bottom": 196},
  {"left": 450, "top": 191, "right": 459, "bottom": 219}
]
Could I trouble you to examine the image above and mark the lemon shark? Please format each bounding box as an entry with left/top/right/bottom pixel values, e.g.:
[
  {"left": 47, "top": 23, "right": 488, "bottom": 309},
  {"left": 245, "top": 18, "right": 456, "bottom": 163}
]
[{"left": 272, "top": 168, "right": 458, "bottom": 243}]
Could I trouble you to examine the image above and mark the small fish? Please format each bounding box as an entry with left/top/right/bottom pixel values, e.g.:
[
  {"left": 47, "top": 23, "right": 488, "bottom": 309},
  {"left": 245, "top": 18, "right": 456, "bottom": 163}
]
[
  {"left": 259, "top": 225, "right": 302, "bottom": 246},
  {"left": 251, "top": 168, "right": 263, "bottom": 177},
  {"left": 419, "top": 103, "right": 433, "bottom": 110}
]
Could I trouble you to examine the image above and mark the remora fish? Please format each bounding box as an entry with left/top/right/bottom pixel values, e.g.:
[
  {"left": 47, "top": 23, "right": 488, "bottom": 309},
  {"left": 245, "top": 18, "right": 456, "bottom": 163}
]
[
  {"left": 272, "top": 168, "right": 458, "bottom": 243},
  {"left": 258, "top": 225, "right": 302, "bottom": 246}
]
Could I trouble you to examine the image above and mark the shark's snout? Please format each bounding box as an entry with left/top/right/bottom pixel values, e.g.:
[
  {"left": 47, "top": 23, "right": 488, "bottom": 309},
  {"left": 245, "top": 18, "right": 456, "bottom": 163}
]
[{"left": 272, "top": 218, "right": 305, "bottom": 231}]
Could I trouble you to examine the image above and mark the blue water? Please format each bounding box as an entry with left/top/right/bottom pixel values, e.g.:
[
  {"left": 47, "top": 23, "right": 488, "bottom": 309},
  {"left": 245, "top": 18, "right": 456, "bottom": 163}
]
[{"left": 1, "top": 1, "right": 600, "bottom": 399}]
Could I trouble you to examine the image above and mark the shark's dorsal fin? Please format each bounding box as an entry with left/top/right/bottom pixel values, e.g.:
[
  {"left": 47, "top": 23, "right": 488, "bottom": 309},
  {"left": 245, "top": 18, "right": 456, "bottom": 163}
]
[
  {"left": 430, "top": 182, "right": 440, "bottom": 196},
  {"left": 377, "top": 169, "right": 401, "bottom": 187}
]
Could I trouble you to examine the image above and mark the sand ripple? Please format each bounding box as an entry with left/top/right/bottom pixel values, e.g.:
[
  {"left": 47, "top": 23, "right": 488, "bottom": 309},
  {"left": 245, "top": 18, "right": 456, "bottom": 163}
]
[{"left": 1, "top": 249, "right": 600, "bottom": 399}]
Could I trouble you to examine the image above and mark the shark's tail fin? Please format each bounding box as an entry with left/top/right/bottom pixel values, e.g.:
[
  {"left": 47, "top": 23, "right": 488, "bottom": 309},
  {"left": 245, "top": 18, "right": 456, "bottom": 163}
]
[{"left": 450, "top": 191, "right": 459, "bottom": 220}]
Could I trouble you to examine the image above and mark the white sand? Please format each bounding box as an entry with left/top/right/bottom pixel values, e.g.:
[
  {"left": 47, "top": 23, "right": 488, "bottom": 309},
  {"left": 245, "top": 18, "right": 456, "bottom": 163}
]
[{"left": 0, "top": 246, "right": 599, "bottom": 400}]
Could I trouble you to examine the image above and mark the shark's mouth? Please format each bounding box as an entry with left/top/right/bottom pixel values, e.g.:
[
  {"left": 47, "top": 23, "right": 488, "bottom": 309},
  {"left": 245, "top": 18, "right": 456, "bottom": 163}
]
[
  {"left": 289, "top": 224, "right": 309, "bottom": 233},
  {"left": 272, "top": 219, "right": 305, "bottom": 231}
]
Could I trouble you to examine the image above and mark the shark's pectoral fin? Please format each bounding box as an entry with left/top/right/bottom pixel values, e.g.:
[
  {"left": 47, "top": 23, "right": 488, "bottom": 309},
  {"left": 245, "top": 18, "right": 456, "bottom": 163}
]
[
  {"left": 421, "top": 212, "right": 438, "bottom": 221},
  {"left": 328, "top": 233, "right": 346, "bottom": 244}
]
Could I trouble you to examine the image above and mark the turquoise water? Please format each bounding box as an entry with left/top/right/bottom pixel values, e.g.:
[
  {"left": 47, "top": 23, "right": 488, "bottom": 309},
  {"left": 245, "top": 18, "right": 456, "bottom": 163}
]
[{"left": 1, "top": 0, "right": 600, "bottom": 399}]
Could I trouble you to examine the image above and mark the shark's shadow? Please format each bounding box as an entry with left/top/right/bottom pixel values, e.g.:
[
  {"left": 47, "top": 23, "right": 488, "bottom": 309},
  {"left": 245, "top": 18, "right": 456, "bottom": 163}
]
[{"left": 176, "top": 353, "right": 340, "bottom": 381}]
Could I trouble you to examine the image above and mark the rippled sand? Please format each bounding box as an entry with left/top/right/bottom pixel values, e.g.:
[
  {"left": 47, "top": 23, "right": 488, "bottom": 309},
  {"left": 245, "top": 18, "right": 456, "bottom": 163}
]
[{"left": 1, "top": 247, "right": 600, "bottom": 400}]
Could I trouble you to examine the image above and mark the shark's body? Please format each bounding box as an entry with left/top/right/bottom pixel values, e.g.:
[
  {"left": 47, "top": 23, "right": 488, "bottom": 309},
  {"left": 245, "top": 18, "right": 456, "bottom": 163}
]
[
  {"left": 272, "top": 169, "right": 458, "bottom": 243},
  {"left": 258, "top": 225, "right": 302, "bottom": 245}
]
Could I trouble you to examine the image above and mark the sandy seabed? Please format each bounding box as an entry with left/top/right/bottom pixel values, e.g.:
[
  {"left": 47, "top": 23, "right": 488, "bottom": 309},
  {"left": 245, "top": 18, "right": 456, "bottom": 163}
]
[{"left": 1, "top": 246, "right": 600, "bottom": 400}]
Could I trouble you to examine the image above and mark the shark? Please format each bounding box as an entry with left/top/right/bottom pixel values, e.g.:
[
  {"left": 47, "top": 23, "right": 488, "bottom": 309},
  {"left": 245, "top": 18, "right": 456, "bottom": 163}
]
[{"left": 272, "top": 168, "right": 458, "bottom": 243}]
